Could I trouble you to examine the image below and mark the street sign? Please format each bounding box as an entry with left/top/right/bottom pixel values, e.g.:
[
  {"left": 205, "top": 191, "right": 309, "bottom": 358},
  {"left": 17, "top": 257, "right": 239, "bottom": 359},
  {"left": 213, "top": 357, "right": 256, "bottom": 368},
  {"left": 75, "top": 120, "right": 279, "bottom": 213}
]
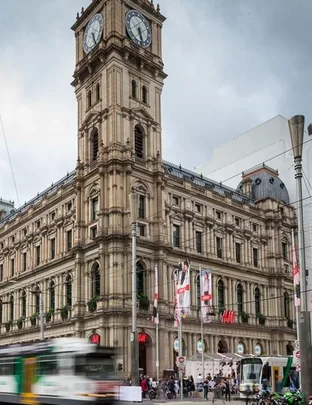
[
  {"left": 295, "top": 340, "right": 300, "bottom": 350},
  {"left": 295, "top": 350, "right": 300, "bottom": 359},
  {"left": 178, "top": 364, "right": 186, "bottom": 373},
  {"left": 176, "top": 356, "right": 185, "bottom": 364},
  {"left": 296, "top": 364, "right": 301, "bottom": 372}
]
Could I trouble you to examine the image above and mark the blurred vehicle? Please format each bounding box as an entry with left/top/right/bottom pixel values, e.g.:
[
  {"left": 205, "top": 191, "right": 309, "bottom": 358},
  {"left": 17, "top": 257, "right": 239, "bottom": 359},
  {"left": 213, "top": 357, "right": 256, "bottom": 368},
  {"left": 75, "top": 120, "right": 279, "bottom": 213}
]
[{"left": 0, "top": 338, "right": 121, "bottom": 405}]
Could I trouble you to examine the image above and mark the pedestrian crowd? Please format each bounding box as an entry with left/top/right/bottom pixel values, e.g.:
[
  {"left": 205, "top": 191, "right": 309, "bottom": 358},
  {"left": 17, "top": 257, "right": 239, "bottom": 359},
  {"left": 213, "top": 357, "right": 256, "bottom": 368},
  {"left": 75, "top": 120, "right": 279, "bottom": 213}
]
[{"left": 124, "top": 372, "right": 238, "bottom": 401}]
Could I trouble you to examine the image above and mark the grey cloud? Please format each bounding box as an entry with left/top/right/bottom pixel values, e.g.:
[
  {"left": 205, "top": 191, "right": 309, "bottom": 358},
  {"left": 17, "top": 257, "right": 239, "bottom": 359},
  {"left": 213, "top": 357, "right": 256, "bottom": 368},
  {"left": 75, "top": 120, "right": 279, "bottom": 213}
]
[{"left": 0, "top": 0, "right": 311, "bottom": 203}]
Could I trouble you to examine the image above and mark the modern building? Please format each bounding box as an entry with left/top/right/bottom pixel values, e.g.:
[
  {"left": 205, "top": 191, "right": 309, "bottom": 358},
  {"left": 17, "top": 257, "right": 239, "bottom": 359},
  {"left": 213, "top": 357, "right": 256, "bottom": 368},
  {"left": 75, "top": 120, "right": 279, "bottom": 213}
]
[
  {"left": 199, "top": 114, "right": 312, "bottom": 313},
  {"left": 0, "top": 0, "right": 296, "bottom": 377}
]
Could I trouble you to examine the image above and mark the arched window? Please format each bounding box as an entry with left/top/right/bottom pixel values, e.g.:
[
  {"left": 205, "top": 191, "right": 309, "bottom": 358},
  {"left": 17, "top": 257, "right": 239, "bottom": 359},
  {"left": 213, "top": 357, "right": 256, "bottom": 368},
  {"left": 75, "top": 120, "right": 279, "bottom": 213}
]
[
  {"left": 255, "top": 287, "right": 261, "bottom": 314},
  {"left": 91, "top": 129, "right": 99, "bottom": 162},
  {"left": 142, "top": 85, "right": 148, "bottom": 104},
  {"left": 0, "top": 300, "right": 2, "bottom": 324},
  {"left": 96, "top": 83, "right": 100, "bottom": 102},
  {"left": 284, "top": 291, "right": 290, "bottom": 319},
  {"left": 87, "top": 90, "right": 92, "bottom": 108},
  {"left": 237, "top": 283, "right": 243, "bottom": 314},
  {"left": 136, "top": 262, "right": 144, "bottom": 296},
  {"left": 22, "top": 291, "right": 27, "bottom": 318},
  {"left": 196, "top": 276, "right": 201, "bottom": 307},
  {"left": 134, "top": 125, "right": 144, "bottom": 159},
  {"left": 49, "top": 281, "right": 55, "bottom": 311},
  {"left": 66, "top": 275, "right": 72, "bottom": 307},
  {"left": 132, "top": 80, "right": 137, "bottom": 99},
  {"left": 9, "top": 295, "right": 14, "bottom": 321},
  {"left": 91, "top": 264, "right": 100, "bottom": 297},
  {"left": 218, "top": 280, "right": 225, "bottom": 311},
  {"left": 35, "top": 287, "right": 40, "bottom": 314}
]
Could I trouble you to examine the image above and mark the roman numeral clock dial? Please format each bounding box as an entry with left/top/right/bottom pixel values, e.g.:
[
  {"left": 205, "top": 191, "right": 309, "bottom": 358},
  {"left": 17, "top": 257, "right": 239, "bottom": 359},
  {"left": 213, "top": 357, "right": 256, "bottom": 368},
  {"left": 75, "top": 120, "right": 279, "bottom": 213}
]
[
  {"left": 83, "top": 13, "right": 104, "bottom": 54},
  {"left": 125, "top": 10, "right": 152, "bottom": 48}
]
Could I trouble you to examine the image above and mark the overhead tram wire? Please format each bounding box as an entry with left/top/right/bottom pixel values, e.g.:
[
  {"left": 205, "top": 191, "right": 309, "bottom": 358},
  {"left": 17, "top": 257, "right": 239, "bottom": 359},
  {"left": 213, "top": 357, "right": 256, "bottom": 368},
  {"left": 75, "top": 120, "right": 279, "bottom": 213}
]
[
  {"left": 2, "top": 128, "right": 312, "bottom": 305},
  {"left": 2, "top": 189, "right": 312, "bottom": 305},
  {"left": 3, "top": 194, "right": 312, "bottom": 305},
  {"left": 219, "top": 137, "right": 312, "bottom": 185},
  {"left": 0, "top": 114, "right": 20, "bottom": 207}
]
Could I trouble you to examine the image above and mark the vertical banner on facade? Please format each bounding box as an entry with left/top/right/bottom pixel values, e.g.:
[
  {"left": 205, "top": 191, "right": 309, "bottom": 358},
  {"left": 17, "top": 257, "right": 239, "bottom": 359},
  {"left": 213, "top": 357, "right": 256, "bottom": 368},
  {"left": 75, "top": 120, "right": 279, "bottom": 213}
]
[
  {"left": 177, "top": 260, "right": 191, "bottom": 319},
  {"left": 200, "top": 269, "right": 213, "bottom": 323},
  {"left": 292, "top": 231, "right": 301, "bottom": 307},
  {"left": 152, "top": 264, "right": 159, "bottom": 324}
]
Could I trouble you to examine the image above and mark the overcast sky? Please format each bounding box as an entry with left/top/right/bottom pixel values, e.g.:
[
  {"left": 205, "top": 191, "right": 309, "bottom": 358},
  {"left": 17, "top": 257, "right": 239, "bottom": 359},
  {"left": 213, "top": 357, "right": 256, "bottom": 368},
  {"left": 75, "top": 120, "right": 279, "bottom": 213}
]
[{"left": 0, "top": 0, "right": 311, "bottom": 206}]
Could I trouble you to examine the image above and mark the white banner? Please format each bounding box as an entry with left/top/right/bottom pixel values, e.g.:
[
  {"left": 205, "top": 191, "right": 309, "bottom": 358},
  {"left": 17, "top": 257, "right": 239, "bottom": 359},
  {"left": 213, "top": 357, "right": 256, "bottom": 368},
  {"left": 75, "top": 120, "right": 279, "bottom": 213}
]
[
  {"left": 200, "top": 269, "right": 213, "bottom": 323},
  {"left": 176, "top": 260, "right": 191, "bottom": 320}
]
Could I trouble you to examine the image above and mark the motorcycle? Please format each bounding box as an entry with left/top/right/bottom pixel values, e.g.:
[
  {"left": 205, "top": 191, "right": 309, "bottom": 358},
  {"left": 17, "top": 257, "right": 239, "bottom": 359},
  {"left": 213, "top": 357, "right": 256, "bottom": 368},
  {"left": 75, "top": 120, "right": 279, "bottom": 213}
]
[
  {"left": 148, "top": 387, "right": 157, "bottom": 400},
  {"left": 283, "top": 390, "right": 303, "bottom": 405}
]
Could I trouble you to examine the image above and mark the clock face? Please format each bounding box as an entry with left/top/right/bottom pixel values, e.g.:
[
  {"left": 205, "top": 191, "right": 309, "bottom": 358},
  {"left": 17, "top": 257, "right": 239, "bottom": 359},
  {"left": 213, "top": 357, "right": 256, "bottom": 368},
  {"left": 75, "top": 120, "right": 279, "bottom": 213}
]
[
  {"left": 125, "top": 10, "right": 152, "bottom": 48},
  {"left": 83, "top": 13, "right": 104, "bottom": 54}
]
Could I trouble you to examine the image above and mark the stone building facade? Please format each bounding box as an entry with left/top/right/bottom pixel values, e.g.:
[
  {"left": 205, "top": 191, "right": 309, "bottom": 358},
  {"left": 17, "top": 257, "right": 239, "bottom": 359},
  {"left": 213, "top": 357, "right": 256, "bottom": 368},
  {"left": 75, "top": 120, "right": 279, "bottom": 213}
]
[{"left": 0, "top": 0, "right": 296, "bottom": 377}]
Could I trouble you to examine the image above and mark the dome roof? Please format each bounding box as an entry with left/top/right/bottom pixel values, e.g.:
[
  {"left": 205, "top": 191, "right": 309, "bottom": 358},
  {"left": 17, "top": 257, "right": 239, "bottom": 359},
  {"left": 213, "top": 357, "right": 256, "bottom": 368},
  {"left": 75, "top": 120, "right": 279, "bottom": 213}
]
[
  {"left": 237, "top": 164, "right": 290, "bottom": 205},
  {"left": 0, "top": 199, "right": 15, "bottom": 220}
]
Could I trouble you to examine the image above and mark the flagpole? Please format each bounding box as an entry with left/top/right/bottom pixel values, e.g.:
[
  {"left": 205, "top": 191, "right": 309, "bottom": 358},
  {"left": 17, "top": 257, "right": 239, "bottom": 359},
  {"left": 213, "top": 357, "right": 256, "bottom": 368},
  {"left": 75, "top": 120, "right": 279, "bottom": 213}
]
[
  {"left": 155, "top": 264, "right": 160, "bottom": 383},
  {"left": 156, "top": 321, "right": 159, "bottom": 382},
  {"left": 199, "top": 268, "right": 205, "bottom": 391},
  {"left": 178, "top": 317, "right": 183, "bottom": 401}
]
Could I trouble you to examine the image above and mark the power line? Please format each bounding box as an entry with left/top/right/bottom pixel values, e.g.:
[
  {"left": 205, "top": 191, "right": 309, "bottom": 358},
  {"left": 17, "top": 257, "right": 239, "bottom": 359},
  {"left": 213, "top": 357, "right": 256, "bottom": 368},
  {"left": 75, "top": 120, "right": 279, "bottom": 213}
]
[{"left": 0, "top": 114, "right": 20, "bottom": 207}]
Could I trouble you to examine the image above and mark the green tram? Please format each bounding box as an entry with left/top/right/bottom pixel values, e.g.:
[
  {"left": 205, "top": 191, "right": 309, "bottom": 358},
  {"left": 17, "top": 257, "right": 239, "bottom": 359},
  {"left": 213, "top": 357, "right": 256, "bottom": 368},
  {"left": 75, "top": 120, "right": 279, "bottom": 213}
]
[{"left": 0, "top": 338, "right": 120, "bottom": 405}]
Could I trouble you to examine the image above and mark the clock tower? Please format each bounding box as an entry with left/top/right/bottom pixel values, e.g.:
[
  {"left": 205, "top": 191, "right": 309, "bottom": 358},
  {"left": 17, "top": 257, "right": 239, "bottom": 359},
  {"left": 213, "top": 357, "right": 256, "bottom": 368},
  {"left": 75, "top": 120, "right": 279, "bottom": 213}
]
[{"left": 71, "top": 0, "right": 167, "bottom": 167}]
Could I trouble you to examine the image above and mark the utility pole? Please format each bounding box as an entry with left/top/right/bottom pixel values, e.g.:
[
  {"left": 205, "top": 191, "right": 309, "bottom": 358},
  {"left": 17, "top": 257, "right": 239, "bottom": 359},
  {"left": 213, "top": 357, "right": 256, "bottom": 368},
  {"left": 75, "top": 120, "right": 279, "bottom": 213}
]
[
  {"left": 129, "top": 191, "right": 139, "bottom": 386},
  {"left": 288, "top": 115, "right": 312, "bottom": 402}
]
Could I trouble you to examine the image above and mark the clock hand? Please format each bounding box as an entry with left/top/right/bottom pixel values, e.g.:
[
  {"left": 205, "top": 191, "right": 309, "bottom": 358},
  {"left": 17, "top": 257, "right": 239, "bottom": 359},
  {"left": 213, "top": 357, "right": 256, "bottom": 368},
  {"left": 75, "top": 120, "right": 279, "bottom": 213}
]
[
  {"left": 92, "top": 32, "right": 96, "bottom": 44},
  {"left": 138, "top": 27, "right": 143, "bottom": 43}
]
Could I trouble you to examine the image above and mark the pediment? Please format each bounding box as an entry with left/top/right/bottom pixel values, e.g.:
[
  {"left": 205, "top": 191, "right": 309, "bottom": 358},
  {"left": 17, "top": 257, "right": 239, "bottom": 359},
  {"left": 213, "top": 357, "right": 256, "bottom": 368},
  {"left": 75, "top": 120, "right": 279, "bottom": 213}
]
[
  {"left": 130, "top": 107, "right": 154, "bottom": 122},
  {"left": 64, "top": 219, "right": 74, "bottom": 228},
  {"left": 81, "top": 111, "right": 101, "bottom": 127},
  {"left": 20, "top": 243, "right": 28, "bottom": 252},
  {"left": 194, "top": 220, "right": 205, "bottom": 228},
  {"left": 34, "top": 236, "right": 42, "bottom": 244},
  {"left": 48, "top": 228, "right": 56, "bottom": 237},
  {"left": 172, "top": 213, "right": 183, "bottom": 222}
]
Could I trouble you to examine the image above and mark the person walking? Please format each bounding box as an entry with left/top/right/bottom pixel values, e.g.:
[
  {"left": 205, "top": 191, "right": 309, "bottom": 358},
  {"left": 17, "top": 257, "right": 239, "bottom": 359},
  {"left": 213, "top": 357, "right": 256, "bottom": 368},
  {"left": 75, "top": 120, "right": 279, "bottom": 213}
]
[
  {"left": 203, "top": 378, "right": 209, "bottom": 400},
  {"left": 225, "top": 378, "right": 231, "bottom": 401}
]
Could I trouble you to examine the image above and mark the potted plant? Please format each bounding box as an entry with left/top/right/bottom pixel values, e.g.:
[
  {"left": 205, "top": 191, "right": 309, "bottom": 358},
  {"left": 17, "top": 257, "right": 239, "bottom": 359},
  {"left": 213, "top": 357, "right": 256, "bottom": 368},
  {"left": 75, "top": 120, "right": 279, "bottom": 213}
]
[
  {"left": 45, "top": 309, "right": 54, "bottom": 323},
  {"left": 4, "top": 320, "right": 12, "bottom": 332},
  {"left": 87, "top": 296, "right": 99, "bottom": 313},
  {"left": 257, "top": 312, "right": 266, "bottom": 326},
  {"left": 240, "top": 310, "right": 249, "bottom": 324},
  {"left": 17, "top": 316, "right": 25, "bottom": 330},
  {"left": 30, "top": 314, "right": 37, "bottom": 326},
  {"left": 137, "top": 293, "right": 149, "bottom": 311},
  {"left": 61, "top": 305, "right": 70, "bottom": 321},
  {"left": 287, "top": 318, "right": 294, "bottom": 329}
]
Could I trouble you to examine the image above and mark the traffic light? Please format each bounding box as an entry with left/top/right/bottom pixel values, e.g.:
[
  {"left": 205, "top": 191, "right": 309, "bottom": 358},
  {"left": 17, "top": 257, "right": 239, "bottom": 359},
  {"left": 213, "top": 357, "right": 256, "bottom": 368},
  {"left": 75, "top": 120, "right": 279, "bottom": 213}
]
[{"left": 118, "top": 363, "right": 123, "bottom": 371}]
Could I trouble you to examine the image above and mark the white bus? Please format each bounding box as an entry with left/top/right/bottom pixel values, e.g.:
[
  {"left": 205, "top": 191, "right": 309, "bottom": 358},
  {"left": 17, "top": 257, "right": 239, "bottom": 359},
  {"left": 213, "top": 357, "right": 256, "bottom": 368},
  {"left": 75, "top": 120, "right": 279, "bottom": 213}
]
[{"left": 238, "top": 356, "right": 295, "bottom": 397}]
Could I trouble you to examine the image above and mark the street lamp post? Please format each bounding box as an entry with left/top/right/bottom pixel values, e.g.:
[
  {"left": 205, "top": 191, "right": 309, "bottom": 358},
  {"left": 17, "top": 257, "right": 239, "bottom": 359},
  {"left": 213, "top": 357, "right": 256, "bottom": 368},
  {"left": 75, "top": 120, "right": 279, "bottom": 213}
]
[
  {"left": 129, "top": 191, "right": 139, "bottom": 386},
  {"left": 288, "top": 115, "right": 312, "bottom": 400}
]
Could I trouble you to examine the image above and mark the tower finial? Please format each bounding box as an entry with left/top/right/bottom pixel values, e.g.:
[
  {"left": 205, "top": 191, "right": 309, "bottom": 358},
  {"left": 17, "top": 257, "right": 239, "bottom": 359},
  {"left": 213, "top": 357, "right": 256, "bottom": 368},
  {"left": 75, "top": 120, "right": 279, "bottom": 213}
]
[{"left": 156, "top": 3, "right": 160, "bottom": 12}]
